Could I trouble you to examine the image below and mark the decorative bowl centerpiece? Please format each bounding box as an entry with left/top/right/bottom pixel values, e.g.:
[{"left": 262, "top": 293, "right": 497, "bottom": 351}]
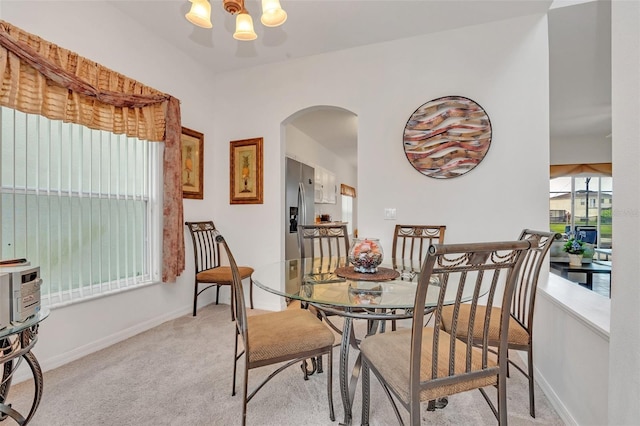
[{"left": 348, "top": 238, "right": 383, "bottom": 273}]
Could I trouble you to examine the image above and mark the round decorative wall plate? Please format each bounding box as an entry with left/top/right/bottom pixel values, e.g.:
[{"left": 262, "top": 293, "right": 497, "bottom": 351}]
[{"left": 403, "top": 96, "right": 492, "bottom": 179}]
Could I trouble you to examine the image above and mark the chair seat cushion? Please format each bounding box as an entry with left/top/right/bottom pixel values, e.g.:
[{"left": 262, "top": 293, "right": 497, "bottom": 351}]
[
  {"left": 439, "top": 304, "right": 529, "bottom": 347},
  {"left": 247, "top": 309, "right": 335, "bottom": 368},
  {"left": 360, "top": 327, "right": 497, "bottom": 403},
  {"left": 196, "top": 266, "right": 253, "bottom": 284}
]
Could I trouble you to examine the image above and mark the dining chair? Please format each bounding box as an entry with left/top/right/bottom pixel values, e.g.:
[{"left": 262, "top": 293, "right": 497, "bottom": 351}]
[
  {"left": 391, "top": 225, "right": 447, "bottom": 272},
  {"left": 216, "top": 233, "right": 335, "bottom": 426},
  {"left": 294, "top": 223, "right": 351, "bottom": 375},
  {"left": 296, "top": 224, "right": 351, "bottom": 328},
  {"left": 185, "top": 221, "right": 254, "bottom": 319},
  {"left": 360, "top": 239, "right": 533, "bottom": 425},
  {"left": 439, "top": 229, "right": 559, "bottom": 418},
  {"left": 390, "top": 225, "right": 446, "bottom": 330},
  {"left": 297, "top": 224, "right": 350, "bottom": 270},
  {"left": 292, "top": 224, "right": 350, "bottom": 306}
]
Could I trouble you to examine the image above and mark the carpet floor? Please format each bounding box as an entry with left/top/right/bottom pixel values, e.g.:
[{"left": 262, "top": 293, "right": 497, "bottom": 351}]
[{"left": 8, "top": 304, "right": 564, "bottom": 425}]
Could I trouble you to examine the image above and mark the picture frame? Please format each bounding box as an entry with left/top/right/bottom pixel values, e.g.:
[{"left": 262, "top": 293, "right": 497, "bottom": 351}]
[
  {"left": 181, "top": 127, "right": 204, "bottom": 200},
  {"left": 230, "top": 137, "right": 263, "bottom": 204}
]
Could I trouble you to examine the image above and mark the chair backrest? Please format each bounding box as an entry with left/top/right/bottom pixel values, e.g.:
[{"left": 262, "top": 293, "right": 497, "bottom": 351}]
[
  {"left": 512, "top": 229, "right": 559, "bottom": 333},
  {"left": 391, "top": 225, "right": 446, "bottom": 270},
  {"left": 410, "top": 239, "right": 532, "bottom": 399},
  {"left": 185, "top": 221, "right": 221, "bottom": 274},
  {"left": 298, "top": 224, "right": 350, "bottom": 272},
  {"left": 216, "top": 233, "right": 249, "bottom": 350}
]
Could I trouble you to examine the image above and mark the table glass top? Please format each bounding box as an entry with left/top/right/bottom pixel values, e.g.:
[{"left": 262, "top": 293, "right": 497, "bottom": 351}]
[
  {"left": 253, "top": 258, "right": 485, "bottom": 310},
  {"left": 0, "top": 308, "right": 50, "bottom": 338}
]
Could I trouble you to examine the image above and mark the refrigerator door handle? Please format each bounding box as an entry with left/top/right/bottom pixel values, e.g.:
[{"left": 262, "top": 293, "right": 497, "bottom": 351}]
[{"left": 298, "top": 182, "right": 306, "bottom": 227}]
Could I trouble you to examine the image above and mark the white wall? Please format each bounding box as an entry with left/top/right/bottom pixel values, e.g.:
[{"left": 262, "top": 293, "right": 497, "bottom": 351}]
[
  {"left": 551, "top": 134, "right": 612, "bottom": 165},
  {"left": 536, "top": 275, "right": 610, "bottom": 425},
  {"left": 609, "top": 0, "right": 640, "bottom": 423},
  {"left": 211, "top": 14, "right": 551, "bottom": 272}
]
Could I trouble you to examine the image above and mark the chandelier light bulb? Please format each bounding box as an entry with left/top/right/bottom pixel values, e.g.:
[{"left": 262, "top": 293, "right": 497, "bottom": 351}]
[
  {"left": 234, "top": 10, "right": 258, "bottom": 41},
  {"left": 260, "top": 0, "right": 287, "bottom": 27},
  {"left": 185, "top": 0, "right": 286, "bottom": 39},
  {"left": 185, "top": 0, "right": 213, "bottom": 29}
]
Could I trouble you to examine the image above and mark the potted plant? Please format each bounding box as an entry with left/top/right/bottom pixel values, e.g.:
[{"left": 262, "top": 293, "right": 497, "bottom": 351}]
[{"left": 563, "top": 233, "right": 585, "bottom": 266}]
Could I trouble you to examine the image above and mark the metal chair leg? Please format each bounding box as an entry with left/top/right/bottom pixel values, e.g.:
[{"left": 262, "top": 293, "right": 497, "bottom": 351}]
[
  {"left": 232, "top": 332, "right": 239, "bottom": 396},
  {"left": 498, "top": 374, "right": 508, "bottom": 425},
  {"left": 193, "top": 281, "right": 199, "bottom": 316},
  {"left": 242, "top": 364, "right": 249, "bottom": 426},
  {"left": 327, "top": 350, "right": 335, "bottom": 421},
  {"left": 528, "top": 348, "right": 536, "bottom": 417},
  {"left": 361, "top": 360, "right": 370, "bottom": 426}
]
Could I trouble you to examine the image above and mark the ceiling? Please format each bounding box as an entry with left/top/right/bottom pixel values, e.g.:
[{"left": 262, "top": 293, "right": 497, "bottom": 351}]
[
  {"left": 549, "top": 1, "right": 611, "bottom": 142},
  {"left": 108, "top": 0, "right": 611, "bottom": 164},
  {"left": 109, "top": 1, "right": 552, "bottom": 75}
]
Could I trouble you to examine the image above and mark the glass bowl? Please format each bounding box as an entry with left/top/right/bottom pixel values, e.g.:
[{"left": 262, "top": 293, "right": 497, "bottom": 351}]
[{"left": 348, "top": 238, "right": 383, "bottom": 273}]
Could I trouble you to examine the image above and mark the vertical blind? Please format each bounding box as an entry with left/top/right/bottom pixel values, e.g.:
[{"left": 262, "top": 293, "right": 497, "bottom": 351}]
[{"left": 0, "top": 106, "right": 156, "bottom": 306}]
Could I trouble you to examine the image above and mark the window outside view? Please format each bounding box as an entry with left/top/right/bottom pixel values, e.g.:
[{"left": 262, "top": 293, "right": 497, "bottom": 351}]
[
  {"left": 549, "top": 175, "right": 612, "bottom": 298},
  {"left": 0, "top": 107, "right": 159, "bottom": 306},
  {"left": 549, "top": 176, "right": 612, "bottom": 248}
]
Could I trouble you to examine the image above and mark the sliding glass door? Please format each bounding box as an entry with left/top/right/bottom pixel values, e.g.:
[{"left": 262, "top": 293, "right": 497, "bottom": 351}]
[{"left": 549, "top": 176, "right": 612, "bottom": 248}]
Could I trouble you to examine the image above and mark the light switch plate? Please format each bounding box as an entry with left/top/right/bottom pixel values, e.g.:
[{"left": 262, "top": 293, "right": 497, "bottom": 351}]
[{"left": 384, "top": 208, "right": 397, "bottom": 220}]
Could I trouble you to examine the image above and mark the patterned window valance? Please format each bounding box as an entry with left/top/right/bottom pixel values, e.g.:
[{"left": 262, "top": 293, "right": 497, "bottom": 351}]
[
  {"left": 550, "top": 163, "right": 612, "bottom": 178},
  {"left": 0, "top": 20, "right": 184, "bottom": 282},
  {"left": 340, "top": 184, "right": 356, "bottom": 198}
]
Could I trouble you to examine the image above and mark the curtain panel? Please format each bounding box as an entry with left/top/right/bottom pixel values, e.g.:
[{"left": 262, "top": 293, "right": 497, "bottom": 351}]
[
  {"left": 0, "top": 20, "right": 184, "bottom": 282},
  {"left": 550, "top": 163, "right": 612, "bottom": 178}
]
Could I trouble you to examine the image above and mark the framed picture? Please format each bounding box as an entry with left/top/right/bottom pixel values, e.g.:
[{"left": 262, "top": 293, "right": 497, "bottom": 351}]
[
  {"left": 181, "top": 127, "right": 204, "bottom": 199},
  {"left": 230, "top": 137, "right": 263, "bottom": 204}
]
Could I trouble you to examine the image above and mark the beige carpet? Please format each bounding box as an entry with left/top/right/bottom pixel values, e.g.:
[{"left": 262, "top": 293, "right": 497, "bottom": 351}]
[{"left": 9, "top": 304, "right": 564, "bottom": 425}]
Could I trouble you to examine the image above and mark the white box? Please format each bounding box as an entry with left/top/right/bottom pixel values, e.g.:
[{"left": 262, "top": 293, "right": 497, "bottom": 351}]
[
  {"left": 0, "top": 265, "right": 41, "bottom": 322},
  {"left": 0, "top": 274, "right": 11, "bottom": 329}
]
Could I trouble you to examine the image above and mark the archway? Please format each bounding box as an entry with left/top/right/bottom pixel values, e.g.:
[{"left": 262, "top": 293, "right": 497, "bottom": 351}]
[{"left": 282, "top": 106, "right": 358, "bottom": 259}]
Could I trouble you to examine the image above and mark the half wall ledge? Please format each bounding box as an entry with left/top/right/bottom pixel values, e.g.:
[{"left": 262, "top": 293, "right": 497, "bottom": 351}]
[{"left": 538, "top": 273, "right": 610, "bottom": 340}]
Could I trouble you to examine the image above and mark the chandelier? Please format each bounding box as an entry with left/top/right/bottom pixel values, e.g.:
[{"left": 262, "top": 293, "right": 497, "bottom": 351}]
[{"left": 185, "top": 0, "right": 287, "bottom": 41}]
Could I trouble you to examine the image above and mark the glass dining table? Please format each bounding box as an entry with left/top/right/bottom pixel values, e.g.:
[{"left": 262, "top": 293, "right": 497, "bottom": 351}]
[{"left": 252, "top": 257, "right": 483, "bottom": 425}]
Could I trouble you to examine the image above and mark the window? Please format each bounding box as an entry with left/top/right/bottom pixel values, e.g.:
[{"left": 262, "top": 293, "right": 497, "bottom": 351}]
[
  {"left": 0, "top": 107, "right": 161, "bottom": 306},
  {"left": 340, "top": 183, "right": 356, "bottom": 237},
  {"left": 549, "top": 176, "right": 612, "bottom": 248},
  {"left": 341, "top": 195, "right": 353, "bottom": 236}
]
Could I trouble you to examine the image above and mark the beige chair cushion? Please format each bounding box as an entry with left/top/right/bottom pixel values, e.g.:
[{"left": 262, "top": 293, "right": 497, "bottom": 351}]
[
  {"left": 196, "top": 266, "right": 253, "bottom": 284},
  {"left": 247, "top": 309, "right": 335, "bottom": 368},
  {"left": 360, "top": 327, "right": 497, "bottom": 403},
  {"left": 440, "top": 304, "right": 529, "bottom": 347}
]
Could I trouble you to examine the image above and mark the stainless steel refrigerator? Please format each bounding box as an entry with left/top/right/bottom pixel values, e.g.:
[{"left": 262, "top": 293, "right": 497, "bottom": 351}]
[{"left": 285, "top": 158, "right": 315, "bottom": 260}]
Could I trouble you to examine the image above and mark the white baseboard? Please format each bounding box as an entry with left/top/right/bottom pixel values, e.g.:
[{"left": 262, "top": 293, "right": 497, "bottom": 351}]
[
  {"left": 512, "top": 350, "right": 577, "bottom": 425},
  {"left": 14, "top": 297, "right": 281, "bottom": 384},
  {"left": 534, "top": 362, "right": 578, "bottom": 425},
  {"left": 13, "top": 304, "right": 192, "bottom": 384}
]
